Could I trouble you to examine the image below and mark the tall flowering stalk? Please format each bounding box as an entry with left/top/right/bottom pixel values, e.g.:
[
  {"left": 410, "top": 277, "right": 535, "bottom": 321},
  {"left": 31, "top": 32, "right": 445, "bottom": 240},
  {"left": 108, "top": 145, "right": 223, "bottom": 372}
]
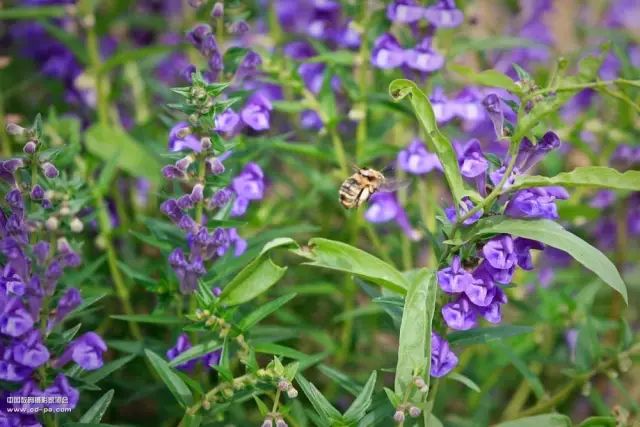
[{"left": 1, "top": 116, "right": 106, "bottom": 426}]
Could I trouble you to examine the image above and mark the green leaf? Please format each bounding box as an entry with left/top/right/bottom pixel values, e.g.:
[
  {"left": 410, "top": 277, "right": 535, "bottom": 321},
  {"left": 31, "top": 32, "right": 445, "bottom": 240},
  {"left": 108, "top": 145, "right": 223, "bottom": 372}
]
[
  {"left": 493, "top": 342, "right": 545, "bottom": 399},
  {"left": 343, "top": 371, "right": 377, "bottom": 423},
  {"left": 308, "top": 50, "right": 356, "bottom": 66},
  {"left": 293, "top": 238, "right": 408, "bottom": 293},
  {"left": 447, "top": 372, "right": 480, "bottom": 393},
  {"left": 0, "top": 5, "right": 66, "bottom": 19},
  {"left": 238, "top": 293, "right": 297, "bottom": 331},
  {"left": 98, "top": 45, "right": 177, "bottom": 75},
  {"left": 180, "top": 414, "right": 202, "bottom": 427},
  {"left": 389, "top": 79, "right": 466, "bottom": 204},
  {"left": 85, "top": 124, "right": 161, "bottom": 187},
  {"left": 110, "top": 314, "right": 184, "bottom": 324},
  {"left": 424, "top": 412, "right": 444, "bottom": 427},
  {"left": 394, "top": 269, "right": 437, "bottom": 396},
  {"left": 578, "top": 416, "right": 617, "bottom": 427},
  {"left": 318, "top": 365, "right": 363, "bottom": 397},
  {"left": 471, "top": 218, "right": 628, "bottom": 303},
  {"left": 218, "top": 238, "right": 296, "bottom": 305},
  {"left": 254, "top": 343, "right": 309, "bottom": 360},
  {"left": 144, "top": 349, "right": 193, "bottom": 407},
  {"left": 448, "top": 64, "right": 521, "bottom": 93},
  {"left": 253, "top": 395, "right": 270, "bottom": 417},
  {"left": 509, "top": 167, "right": 640, "bottom": 192},
  {"left": 168, "top": 340, "right": 221, "bottom": 368},
  {"left": 78, "top": 390, "right": 114, "bottom": 423},
  {"left": 296, "top": 374, "right": 342, "bottom": 426},
  {"left": 448, "top": 325, "right": 533, "bottom": 346},
  {"left": 82, "top": 355, "right": 136, "bottom": 384},
  {"left": 494, "top": 413, "right": 572, "bottom": 427}
]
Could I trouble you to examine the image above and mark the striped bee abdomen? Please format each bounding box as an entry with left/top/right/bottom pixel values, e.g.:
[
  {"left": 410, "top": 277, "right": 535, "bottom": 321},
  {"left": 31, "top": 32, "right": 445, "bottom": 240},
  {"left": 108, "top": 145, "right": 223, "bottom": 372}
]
[{"left": 339, "top": 177, "right": 362, "bottom": 209}]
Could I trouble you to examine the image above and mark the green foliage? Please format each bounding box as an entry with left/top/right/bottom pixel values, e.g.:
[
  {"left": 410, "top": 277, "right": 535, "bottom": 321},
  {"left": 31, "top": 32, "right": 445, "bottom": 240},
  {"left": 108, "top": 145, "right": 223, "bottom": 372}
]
[{"left": 510, "top": 166, "right": 640, "bottom": 191}]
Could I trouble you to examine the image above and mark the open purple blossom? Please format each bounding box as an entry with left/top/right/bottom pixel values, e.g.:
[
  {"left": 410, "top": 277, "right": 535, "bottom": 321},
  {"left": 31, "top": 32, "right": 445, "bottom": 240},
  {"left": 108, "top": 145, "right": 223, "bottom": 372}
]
[
  {"left": 241, "top": 93, "right": 273, "bottom": 131},
  {"left": 397, "top": 139, "right": 441, "bottom": 175},
  {"left": 169, "top": 122, "right": 202, "bottom": 152},
  {"left": 231, "top": 163, "right": 265, "bottom": 217},
  {"left": 431, "top": 87, "right": 456, "bottom": 123},
  {"left": 365, "top": 193, "right": 420, "bottom": 241},
  {"left": 54, "top": 332, "right": 107, "bottom": 371},
  {"left": 442, "top": 295, "right": 477, "bottom": 330},
  {"left": 437, "top": 256, "right": 477, "bottom": 294},
  {"left": 387, "top": 0, "right": 424, "bottom": 23},
  {"left": 458, "top": 139, "right": 488, "bottom": 193},
  {"left": 445, "top": 197, "right": 483, "bottom": 226},
  {"left": 430, "top": 332, "right": 458, "bottom": 377},
  {"left": 505, "top": 187, "right": 568, "bottom": 220}
]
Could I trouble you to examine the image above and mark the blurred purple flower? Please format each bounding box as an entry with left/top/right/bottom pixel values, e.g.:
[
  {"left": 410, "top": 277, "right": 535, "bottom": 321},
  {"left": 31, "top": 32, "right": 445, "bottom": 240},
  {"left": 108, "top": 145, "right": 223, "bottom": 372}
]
[
  {"left": 365, "top": 193, "right": 420, "bottom": 240},
  {"left": 397, "top": 139, "right": 441, "bottom": 175},
  {"left": 423, "top": 0, "right": 464, "bottom": 28},
  {"left": 445, "top": 197, "right": 482, "bottom": 226},
  {"left": 430, "top": 332, "right": 458, "bottom": 377},
  {"left": 167, "top": 333, "right": 197, "bottom": 371}
]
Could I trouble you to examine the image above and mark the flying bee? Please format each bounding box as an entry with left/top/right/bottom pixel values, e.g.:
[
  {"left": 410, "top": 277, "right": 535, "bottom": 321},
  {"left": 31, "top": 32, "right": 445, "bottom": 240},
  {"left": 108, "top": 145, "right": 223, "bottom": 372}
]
[{"left": 339, "top": 166, "right": 406, "bottom": 209}]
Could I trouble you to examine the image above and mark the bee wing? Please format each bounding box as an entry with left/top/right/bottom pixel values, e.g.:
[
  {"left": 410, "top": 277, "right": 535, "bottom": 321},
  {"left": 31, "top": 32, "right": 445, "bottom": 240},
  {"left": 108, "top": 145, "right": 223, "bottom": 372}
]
[{"left": 378, "top": 178, "right": 411, "bottom": 193}]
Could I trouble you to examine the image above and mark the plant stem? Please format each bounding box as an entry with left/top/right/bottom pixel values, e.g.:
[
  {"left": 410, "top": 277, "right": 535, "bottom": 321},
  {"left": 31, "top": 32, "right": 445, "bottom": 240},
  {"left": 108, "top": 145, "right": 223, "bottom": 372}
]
[
  {"left": 0, "top": 96, "right": 12, "bottom": 157},
  {"left": 508, "top": 342, "right": 640, "bottom": 420},
  {"left": 85, "top": 11, "right": 109, "bottom": 126},
  {"left": 354, "top": 4, "right": 370, "bottom": 163}
]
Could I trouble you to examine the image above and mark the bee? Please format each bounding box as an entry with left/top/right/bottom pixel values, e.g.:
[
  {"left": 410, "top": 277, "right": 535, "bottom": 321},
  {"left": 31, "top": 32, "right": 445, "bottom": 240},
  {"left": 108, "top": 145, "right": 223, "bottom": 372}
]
[{"left": 339, "top": 166, "right": 404, "bottom": 209}]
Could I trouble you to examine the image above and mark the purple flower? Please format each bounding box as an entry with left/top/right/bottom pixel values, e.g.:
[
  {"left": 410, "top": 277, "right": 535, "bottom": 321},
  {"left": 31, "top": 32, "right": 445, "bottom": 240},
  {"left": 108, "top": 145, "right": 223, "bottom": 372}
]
[
  {"left": 628, "top": 194, "right": 640, "bottom": 236},
  {"left": 423, "top": 0, "right": 463, "bottom": 28},
  {"left": 48, "top": 288, "right": 82, "bottom": 330},
  {"left": 0, "top": 298, "right": 34, "bottom": 337},
  {"left": 589, "top": 190, "right": 616, "bottom": 209},
  {"left": 489, "top": 165, "right": 519, "bottom": 190},
  {"left": 55, "top": 332, "right": 107, "bottom": 371},
  {"left": 227, "top": 228, "right": 247, "bottom": 256},
  {"left": 404, "top": 38, "right": 445, "bottom": 73},
  {"left": 11, "top": 330, "right": 49, "bottom": 369},
  {"left": 477, "top": 260, "right": 514, "bottom": 285},
  {"left": 169, "top": 248, "right": 205, "bottom": 294},
  {"left": 215, "top": 109, "right": 242, "bottom": 138},
  {"left": 202, "top": 350, "right": 222, "bottom": 368},
  {"left": 1, "top": 266, "right": 26, "bottom": 297},
  {"left": 442, "top": 295, "right": 477, "bottom": 330},
  {"left": 464, "top": 270, "right": 495, "bottom": 307},
  {"left": 387, "top": 0, "right": 424, "bottom": 23},
  {"left": 482, "top": 235, "right": 516, "bottom": 270},
  {"left": 231, "top": 163, "right": 265, "bottom": 217},
  {"left": 482, "top": 93, "right": 504, "bottom": 138},
  {"left": 240, "top": 94, "right": 272, "bottom": 131},
  {"left": 451, "top": 88, "right": 485, "bottom": 122},
  {"left": 514, "top": 238, "right": 544, "bottom": 270},
  {"left": 514, "top": 131, "right": 561, "bottom": 172},
  {"left": 431, "top": 87, "right": 456, "bottom": 123},
  {"left": 505, "top": 187, "right": 564, "bottom": 220},
  {"left": 445, "top": 197, "right": 483, "bottom": 226},
  {"left": 371, "top": 33, "right": 405, "bottom": 69},
  {"left": 169, "top": 122, "right": 202, "bottom": 152},
  {"left": 397, "top": 139, "right": 441, "bottom": 175},
  {"left": 458, "top": 139, "right": 488, "bottom": 193},
  {"left": 43, "top": 374, "right": 79, "bottom": 410},
  {"left": 437, "top": 256, "right": 477, "bottom": 294},
  {"left": 430, "top": 332, "right": 458, "bottom": 377},
  {"left": 477, "top": 287, "right": 507, "bottom": 323},
  {"left": 365, "top": 193, "right": 420, "bottom": 240},
  {"left": 167, "top": 333, "right": 197, "bottom": 371}
]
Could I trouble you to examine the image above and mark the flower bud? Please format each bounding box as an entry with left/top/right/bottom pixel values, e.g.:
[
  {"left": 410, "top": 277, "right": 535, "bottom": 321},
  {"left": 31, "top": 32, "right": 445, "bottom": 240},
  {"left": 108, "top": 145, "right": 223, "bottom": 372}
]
[
  {"left": 6, "top": 123, "right": 25, "bottom": 136},
  {"left": 275, "top": 418, "right": 287, "bottom": 427},
  {"left": 175, "top": 155, "right": 194, "bottom": 171},
  {"left": 70, "top": 217, "right": 84, "bottom": 233},
  {"left": 414, "top": 377, "right": 426, "bottom": 389},
  {"left": 211, "top": 2, "right": 223, "bottom": 18},
  {"left": 45, "top": 217, "right": 59, "bottom": 231},
  {"left": 190, "top": 183, "right": 204, "bottom": 203},
  {"left": 206, "top": 157, "right": 225, "bottom": 175},
  {"left": 30, "top": 185, "right": 44, "bottom": 200},
  {"left": 200, "top": 137, "right": 212, "bottom": 151},
  {"left": 277, "top": 380, "right": 289, "bottom": 391},
  {"left": 2, "top": 158, "right": 24, "bottom": 172},
  {"left": 42, "top": 162, "right": 59, "bottom": 178},
  {"left": 202, "top": 398, "right": 211, "bottom": 410},
  {"left": 162, "top": 165, "right": 185, "bottom": 180},
  {"left": 393, "top": 410, "right": 405, "bottom": 423},
  {"left": 229, "top": 21, "right": 249, "bottom": 34},
  {"left": 408, "top": 406, "right": 421, "bottom": 418},
  {"left": 420, "top": 385, "right": 428, "bottom": 393},
  {"left": 212, "top": 287, "right": 222, "bottom": 296},
  {"left": 261, "top": 419, "right": 273, "bottom": 427},
  {"left": 177, "top": 126, "right": 192, "bottom": 139},
  {"left": 59, "top": 204, "right": 70, "bottom": 216},
  {"left": 287, "top": 387, "right": 298, "bottom": 398},
  {"left": 23, "top": 141, "right": 37, "bottom": 154}
]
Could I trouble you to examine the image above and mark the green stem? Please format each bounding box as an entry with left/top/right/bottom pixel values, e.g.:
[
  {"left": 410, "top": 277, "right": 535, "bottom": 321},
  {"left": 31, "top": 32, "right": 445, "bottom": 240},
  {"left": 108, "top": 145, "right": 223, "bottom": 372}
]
[
  {"left": 531, "top": 78, "right": 640, "bottom": 98},
  {"left": 85, "top": 12, "right": 109, "bottom": 126},
  {"left": 0, "top": 97, "right": 12, "bottom": 157},
  {"left": 354, "top": 5, "right": 370, "bottom": 163},
  {"left": 508, "top": 342, "right": 640, "bottom": 420}
]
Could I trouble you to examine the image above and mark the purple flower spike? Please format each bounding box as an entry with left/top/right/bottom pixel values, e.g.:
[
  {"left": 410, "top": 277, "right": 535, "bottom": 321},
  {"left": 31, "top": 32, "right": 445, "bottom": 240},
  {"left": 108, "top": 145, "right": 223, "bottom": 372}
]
[
  {"left": 437, "top": 256, "right": 477, "bottom": 294},
  {"left": 430, "top": 332, "right": 458, "bottom": 377},
  {"left": 241, "top": 94, "right": 273, "bottom": 131},
  {"left": 404, "top": 38, "right": 445, "bottom": 73},
  {"left": 482, "top": 235, "right": 516, "bottom": 270},
  {"left": 387, "top": 0, "right": 425, "bottom": 23},
  {"left": 423, "top": 0, "right": 464, "bottom": 28},
  {"left": 445, "top": 197, "right": 483, "bottom": 226},
  {"left": 371, "top": 33, "right": 405, "bottom": 69},
  {"left": 167, "top": 333, "right": 197, "bottom": 371},
  {"left": 514, "top": 238, "right": 544, "bottom": 270},
  {"left": 442, "top": 295, "right": 477, "bottom": 330},
  {"left": 0, "top": 298, "right": 34, "bottom": 337},
  {"left": 397, "top": 139, "right": 441, "bottom": 175},
  {"left": 12, "top": 330, "right": 49, "bottom": 368}
]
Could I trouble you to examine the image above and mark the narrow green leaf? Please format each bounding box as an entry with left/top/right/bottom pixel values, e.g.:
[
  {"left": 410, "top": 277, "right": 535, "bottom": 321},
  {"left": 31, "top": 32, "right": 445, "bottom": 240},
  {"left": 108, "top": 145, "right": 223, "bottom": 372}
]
[
  {"left": 493, "top": 342, "right": 545, "bottom": 399},
  {"left": 168, "top": 340, "right": 221, "bottom": 368},
  {"left": 296, "top": 374, "right": 342, "bottom": 426},
  {"left": 509, "top": 166, "right": 640, "bottom": 192},
  {"left": 494, "top": 413, "right": 572, "bottom": 427},
  {"left": 0, "top": 6, "right": 66, "bottom": 19},
  {"left": 293, "top": 238, "right": 408, "bottom": 293},
  {"left": 253, "top": 395, "right": 270, "bottom": 417},
  {"left": 254, "top": 343, "right": 309, "bottom": 360},
  {"left": 472, "top": 218, "right": 628, "bottom": 303},
  {"left": 308, "top": 50, "right": 356, "bottom": 66},
  {"left": 448, "top": 64, "right": 521, "bottom": 93},
  {"left": 144, "top": 349, "right": 193, "bottom": 407},
  {"left": 394, "top": 269, "right": 437, "bottom": 396},
  {"left": 180, "top": 414, "right": 202, "bottom": 427},
  {"left": 238, "top": 293, "right": 297, "bottom": 331},
  {"left": 82, "top": 355, "right": 136, "bottom": 384},
  {"left": 219, "top": 238, "right": 297, "bottom": 305},
  {"left": 78, "top": 390, "right": 114, "bottom": 423},
  {"left": 111, "top": 314, "right": 184, "bottom": 324},
  {"left": 98, "top": 45, "right": 177, "bottom": 75},
  {"left": 389, "top": 79, "right": 466, "bottom": 204},
  {"left": 447, "top": 372, "right": 481, "bottom": 393},
  {"left": 424, "top": 412, "right": 444, "bottom": 427},
  {"left": 578, "top": 416, "right": 616, "bottom": 427},
  {"left": 343, "top": 371, "right": 377, "bottom": 423},
  {"left": 448, "top": 325, "right": 533, "bottom": 346},
  {"left": 318, "top": 365, "right": 363, "bottom": 397},
  {"left": 85, "top": 124, "right": 161, "bottom": 187}
]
